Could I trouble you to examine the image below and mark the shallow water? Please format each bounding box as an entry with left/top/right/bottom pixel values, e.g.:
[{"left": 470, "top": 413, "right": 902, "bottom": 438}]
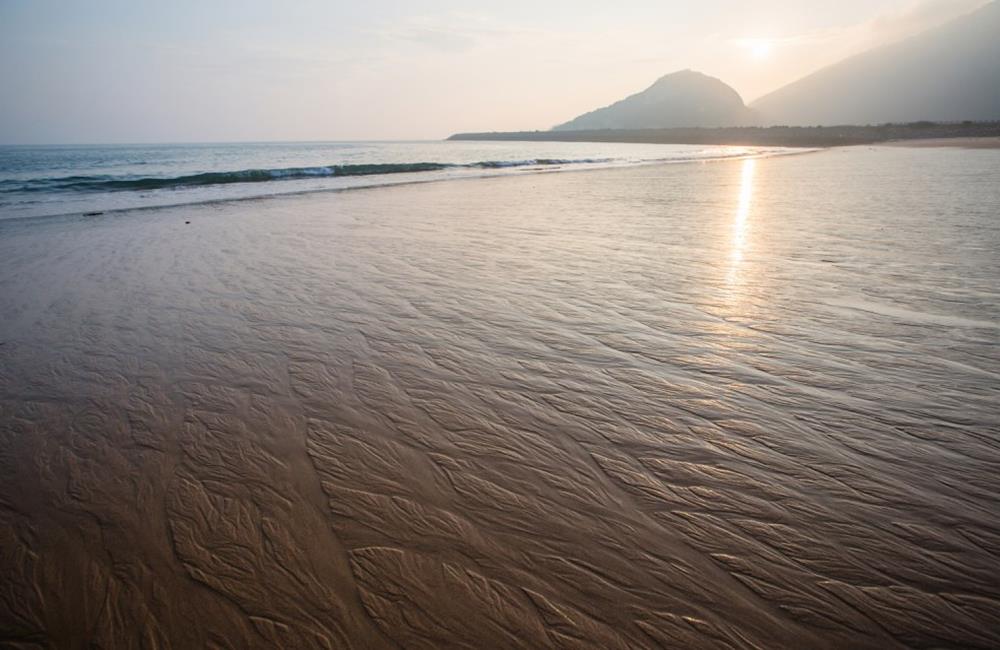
[
  {"left": 1, "top": 146, "right": 998, "bottom": 648},
  {"left": 0, "top": 140, "right": 795, "bottom": 221}
]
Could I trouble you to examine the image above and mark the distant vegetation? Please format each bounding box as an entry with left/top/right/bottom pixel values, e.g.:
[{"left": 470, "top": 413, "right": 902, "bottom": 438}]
[{"left": 448, "top": 122, "right": 1000, "bottom": 148}]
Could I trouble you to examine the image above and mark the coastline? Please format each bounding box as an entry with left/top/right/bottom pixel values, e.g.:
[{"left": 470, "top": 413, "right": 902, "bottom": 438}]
[
  {"left": 0, "top": 145, "right": 815, "bottom": 224},
  {"left": 884, "top": 136, "right": 1000, "bottom": 148},
  {"left": 3, "top": 134, "right": 993, "bottom": 228},
  {"left": 449, "top": 122, "right": 1000, "bottom": 148}
]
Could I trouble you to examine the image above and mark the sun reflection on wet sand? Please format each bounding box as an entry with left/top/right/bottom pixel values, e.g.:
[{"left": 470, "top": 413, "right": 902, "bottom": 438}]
[{"left": 727, "top": 158, "right": 756, "bottom": 286}]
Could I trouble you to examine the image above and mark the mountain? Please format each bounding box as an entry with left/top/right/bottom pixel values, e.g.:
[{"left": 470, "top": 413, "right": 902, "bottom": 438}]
[
  {"left": 552, "top": 70, "right": 757, "bottom": 131},
  {"left": 751, "top": 1, "right": 1000, "bottom": 125}
]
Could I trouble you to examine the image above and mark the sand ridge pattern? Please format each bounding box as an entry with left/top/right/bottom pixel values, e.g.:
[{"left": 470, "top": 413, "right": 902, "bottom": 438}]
[{"left": 1, "top": 146, "right": 999, "bottom": 648}]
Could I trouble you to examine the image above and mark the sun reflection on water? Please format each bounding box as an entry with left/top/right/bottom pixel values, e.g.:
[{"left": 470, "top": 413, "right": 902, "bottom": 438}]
[{"left": 728, "top": 158, "right": 756, "bottom": 286}]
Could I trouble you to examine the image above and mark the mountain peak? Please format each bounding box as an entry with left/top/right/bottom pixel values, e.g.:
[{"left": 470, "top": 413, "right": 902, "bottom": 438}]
[
  {"left": 653, "top": 69, "right": 699, "bottom": 81},
  {"left": 553, "top": 70, "right": 756, "bottom": 131}
]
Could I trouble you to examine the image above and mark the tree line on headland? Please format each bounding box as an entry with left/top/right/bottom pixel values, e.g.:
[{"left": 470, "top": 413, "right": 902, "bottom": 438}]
[{"left": 449, "top": 122, "right": 1000, "bottom": 148}]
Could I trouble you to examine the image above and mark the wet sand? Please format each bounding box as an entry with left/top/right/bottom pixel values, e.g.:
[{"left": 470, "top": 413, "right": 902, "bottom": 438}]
[
  {"left": 886, "top": 136, "right": 1000, "bottom": 148},
  {"left": 1, "top": 147, "right": 999, "bottom": 648}
]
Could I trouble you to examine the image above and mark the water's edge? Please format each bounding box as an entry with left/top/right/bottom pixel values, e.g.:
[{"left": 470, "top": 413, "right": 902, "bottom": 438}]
[{"left": 0, "top": 147, "right": 819, "bottom": 226}]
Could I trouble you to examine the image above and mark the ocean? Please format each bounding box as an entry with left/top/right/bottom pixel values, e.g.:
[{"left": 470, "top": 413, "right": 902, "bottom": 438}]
[{"left": 0, "top": 140, "right": 799, "bottom": 220}]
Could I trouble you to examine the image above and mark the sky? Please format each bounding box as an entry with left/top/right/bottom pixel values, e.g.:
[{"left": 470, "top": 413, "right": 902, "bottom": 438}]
[{"left": 0, "top": 0, "right": 987, "bottom": 143}]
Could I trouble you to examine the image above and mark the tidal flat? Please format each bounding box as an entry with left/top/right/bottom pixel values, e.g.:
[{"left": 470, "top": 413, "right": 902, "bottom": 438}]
[{"left": 1, "top": 146, "right": 999, "bottom": 648}]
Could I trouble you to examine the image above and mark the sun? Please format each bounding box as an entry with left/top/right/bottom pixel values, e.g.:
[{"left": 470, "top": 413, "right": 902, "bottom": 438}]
[
  {"left": 739, "top": 38, "right": 773, "bottom": 61},
  {"left": 751, "top": 40, "right": 772, "bottom": 60}
]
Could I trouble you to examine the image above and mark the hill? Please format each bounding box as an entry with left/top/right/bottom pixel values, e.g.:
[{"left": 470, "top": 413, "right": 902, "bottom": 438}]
[
  {"left": 751, "top": 1, "right": 1000, "bottom": 125},
  {"left": 553, "top": 70, "right": 757, "bottom": 131}
]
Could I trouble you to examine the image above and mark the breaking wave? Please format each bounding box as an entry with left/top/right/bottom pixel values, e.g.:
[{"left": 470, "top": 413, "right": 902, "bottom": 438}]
[{"left": 1, "top": 158, "right": 615, "bottom": 193}]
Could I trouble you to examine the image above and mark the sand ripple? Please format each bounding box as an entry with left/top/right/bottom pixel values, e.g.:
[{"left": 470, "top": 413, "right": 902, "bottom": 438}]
[{"left": 1, "top": 147, "right": 999, "bottom": 648}]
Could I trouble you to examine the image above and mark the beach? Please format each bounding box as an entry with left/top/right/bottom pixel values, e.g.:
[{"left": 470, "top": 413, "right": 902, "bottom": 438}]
[
  {"left": 887, "top": 136, "right": 1000, "bottom": 149},
  {"left": 1, "top": 145, "right": 999, "bottom": 648}
]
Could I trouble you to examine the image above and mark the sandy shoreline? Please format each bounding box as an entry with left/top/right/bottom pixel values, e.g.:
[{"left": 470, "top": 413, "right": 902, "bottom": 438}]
[
  {"left": 2, "top": 147, "right": 999, "bottom": 648},
  {"left": 885, "top": 136, "right": 1000, "bottom": 148}
]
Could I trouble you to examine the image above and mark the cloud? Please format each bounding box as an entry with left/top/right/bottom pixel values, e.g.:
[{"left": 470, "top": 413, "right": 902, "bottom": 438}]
[{"left": 371, "top": 12, "right": 524, "bottom": 53}]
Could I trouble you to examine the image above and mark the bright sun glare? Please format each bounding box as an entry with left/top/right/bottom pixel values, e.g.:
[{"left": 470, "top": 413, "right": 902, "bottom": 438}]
[{"left": 742, "top": 38, "right": 773, "bottom": 61}]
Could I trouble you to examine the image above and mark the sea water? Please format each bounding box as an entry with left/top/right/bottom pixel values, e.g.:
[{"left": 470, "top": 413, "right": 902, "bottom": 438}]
[{"left": 0, "top": 140, "right": 799, "bottom": 220}]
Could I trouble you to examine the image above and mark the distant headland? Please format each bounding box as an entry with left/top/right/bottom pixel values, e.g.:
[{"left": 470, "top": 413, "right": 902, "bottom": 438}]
[
  {"left": 448, "top": 122, "right": 1000, "bottom": 148},
  {"left": 451, "top": 1, "right": 1000, "bottom": 148}
]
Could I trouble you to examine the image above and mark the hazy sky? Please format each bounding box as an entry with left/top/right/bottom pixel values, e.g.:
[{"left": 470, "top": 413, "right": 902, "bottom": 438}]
[{"left": 0, "top": 0, "right": 986, "bottom": 143}]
